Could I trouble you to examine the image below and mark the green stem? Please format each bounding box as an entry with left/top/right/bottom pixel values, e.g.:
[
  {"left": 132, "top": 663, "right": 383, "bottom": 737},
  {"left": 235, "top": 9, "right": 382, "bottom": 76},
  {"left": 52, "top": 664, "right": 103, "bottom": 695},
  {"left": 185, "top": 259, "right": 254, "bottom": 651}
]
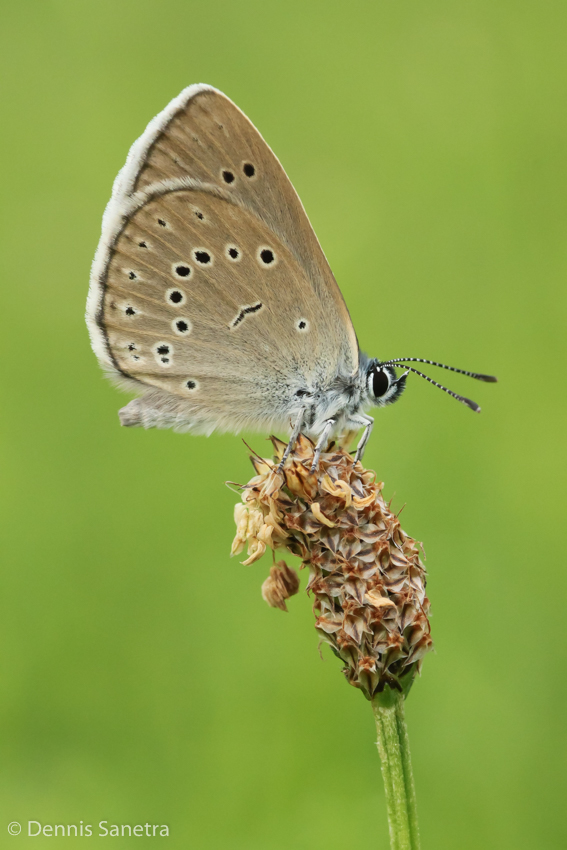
[{"left": 371, "top": 688, "right": 421, "bottom": 850}]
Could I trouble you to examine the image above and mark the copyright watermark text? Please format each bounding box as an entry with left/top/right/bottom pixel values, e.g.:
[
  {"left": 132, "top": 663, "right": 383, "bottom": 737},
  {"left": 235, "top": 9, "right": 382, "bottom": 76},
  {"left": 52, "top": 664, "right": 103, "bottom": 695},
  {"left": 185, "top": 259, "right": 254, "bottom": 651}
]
[{"left": 7, "top": 821, "right": 169, "bottom": 837}]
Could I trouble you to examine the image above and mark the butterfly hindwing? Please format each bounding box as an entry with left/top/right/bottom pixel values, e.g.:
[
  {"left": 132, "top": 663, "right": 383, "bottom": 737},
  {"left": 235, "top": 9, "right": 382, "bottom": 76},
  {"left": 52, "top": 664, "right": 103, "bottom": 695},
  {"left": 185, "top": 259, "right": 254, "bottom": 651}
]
[{"left": 100, "top": 181, "right": 347, "bottom": 432}]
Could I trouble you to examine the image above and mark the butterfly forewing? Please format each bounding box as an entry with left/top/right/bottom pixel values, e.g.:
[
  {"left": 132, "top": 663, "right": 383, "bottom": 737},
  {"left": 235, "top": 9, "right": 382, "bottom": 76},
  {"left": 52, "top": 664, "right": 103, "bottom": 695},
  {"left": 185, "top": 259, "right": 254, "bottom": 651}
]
[
  {"left": 88, "top": 85, "right": 359, "bottom": 434},
  {"left": 125, "top": 86, "right": 357, "bottom": 355}
]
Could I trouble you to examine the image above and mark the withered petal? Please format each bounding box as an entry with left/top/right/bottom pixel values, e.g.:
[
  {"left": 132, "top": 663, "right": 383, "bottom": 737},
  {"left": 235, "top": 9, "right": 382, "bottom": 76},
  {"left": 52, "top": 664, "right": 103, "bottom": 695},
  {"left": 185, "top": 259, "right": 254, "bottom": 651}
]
[{"left": 366, "top": 590, "right": 397, "bottom": 609}]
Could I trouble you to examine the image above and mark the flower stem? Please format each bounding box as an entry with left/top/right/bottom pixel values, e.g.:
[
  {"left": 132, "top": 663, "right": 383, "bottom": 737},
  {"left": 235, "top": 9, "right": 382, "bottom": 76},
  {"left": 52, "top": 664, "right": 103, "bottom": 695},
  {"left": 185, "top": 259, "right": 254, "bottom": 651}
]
[{"left": 372, "top": 687, "right": 421, "bottom": 850}]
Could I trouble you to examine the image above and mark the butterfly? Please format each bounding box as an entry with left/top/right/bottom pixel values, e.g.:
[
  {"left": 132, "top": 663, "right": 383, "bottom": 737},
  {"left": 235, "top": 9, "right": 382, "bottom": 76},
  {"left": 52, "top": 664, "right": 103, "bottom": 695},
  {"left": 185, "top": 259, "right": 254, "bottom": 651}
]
[{"left": 86, "top": 84, "right": 496, "bottom": 471}]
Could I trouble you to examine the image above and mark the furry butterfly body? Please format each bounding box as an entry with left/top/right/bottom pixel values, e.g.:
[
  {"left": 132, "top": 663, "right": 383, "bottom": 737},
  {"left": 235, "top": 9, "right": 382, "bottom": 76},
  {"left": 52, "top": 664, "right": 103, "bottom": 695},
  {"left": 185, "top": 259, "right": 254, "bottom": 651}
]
[{"left": 86, "top": 84, "right": 495, "bottom": 462}]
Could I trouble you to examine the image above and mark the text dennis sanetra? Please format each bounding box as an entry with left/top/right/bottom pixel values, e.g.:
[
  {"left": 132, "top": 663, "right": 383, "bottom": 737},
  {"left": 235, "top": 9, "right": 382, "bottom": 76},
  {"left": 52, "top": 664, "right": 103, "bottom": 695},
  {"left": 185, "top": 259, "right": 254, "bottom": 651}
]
[{"left": 27, "top": 821, "right": 169, "bottom": 837}]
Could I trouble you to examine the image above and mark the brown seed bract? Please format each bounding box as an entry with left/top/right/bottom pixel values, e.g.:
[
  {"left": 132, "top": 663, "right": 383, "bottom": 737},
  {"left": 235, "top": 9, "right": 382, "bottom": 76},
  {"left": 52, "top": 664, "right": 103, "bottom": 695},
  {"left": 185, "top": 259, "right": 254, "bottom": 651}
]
[{"left": 231, "top": 435, "right": 433, "bottom": 698}]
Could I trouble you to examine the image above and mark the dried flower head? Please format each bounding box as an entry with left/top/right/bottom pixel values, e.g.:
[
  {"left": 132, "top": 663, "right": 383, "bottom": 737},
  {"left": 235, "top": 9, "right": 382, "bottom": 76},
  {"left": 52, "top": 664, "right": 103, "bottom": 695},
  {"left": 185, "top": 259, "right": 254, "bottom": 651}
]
[
  {"left": 231, "top": 435, "right": 433, "bottom": 698},
  {"left": 261, "top": 560, "right": 300, "bottom": 612}
]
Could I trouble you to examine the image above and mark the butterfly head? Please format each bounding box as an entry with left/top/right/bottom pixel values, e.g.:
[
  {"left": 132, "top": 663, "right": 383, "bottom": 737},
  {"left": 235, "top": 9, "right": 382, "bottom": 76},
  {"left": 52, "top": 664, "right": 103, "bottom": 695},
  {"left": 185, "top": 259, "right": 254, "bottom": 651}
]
[
  {"left": 365, "top": 356, "right": 498, "bottom": 413},
  {"left": 366, "top": 360, "right": 406, "bottom": 408}
]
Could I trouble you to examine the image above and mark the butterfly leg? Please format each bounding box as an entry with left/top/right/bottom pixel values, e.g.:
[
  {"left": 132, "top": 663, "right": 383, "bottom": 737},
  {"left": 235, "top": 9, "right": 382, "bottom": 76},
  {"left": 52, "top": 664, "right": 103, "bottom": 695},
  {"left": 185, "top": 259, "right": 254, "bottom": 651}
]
[
  {"left": 310, "top": 418, "right": 336, "bottom": 473},
  {"left": 277, "top": 408, "right": 306, "bottom": 473},
  {"left": 353, "top": 414, "right": 374, "bottom": 464}
]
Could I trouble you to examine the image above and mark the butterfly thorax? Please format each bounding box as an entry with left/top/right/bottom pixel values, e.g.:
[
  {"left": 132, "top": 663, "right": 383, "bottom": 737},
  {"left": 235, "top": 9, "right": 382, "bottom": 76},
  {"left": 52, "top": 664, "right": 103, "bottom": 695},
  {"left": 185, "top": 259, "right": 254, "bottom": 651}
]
[{"left": 296, "top": 353, "right": 377, "bottom": 439}]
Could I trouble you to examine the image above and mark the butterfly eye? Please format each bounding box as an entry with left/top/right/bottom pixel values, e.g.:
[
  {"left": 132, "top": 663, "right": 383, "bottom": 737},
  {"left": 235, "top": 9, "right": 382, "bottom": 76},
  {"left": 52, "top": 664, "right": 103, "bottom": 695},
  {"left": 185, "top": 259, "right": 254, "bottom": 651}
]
[{"left": 372, "top": 368, "right": 390, "bottom": 399}]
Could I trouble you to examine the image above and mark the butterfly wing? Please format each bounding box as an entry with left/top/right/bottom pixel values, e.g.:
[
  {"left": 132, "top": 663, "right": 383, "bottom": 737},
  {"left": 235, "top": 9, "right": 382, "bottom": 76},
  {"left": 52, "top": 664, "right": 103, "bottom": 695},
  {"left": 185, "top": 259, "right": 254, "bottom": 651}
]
[{"left": 87, "top": 85, "right": 359, "bottom": 433}]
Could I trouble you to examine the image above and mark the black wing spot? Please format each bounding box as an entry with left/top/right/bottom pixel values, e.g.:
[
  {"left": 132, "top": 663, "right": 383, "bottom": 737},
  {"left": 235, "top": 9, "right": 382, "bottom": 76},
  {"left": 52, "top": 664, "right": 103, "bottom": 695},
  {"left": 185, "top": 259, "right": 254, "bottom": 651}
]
[
  {"left": 132, "top": 355, "right": 140, "bottom": 361},
  {"left": 194, "top": 250, "right": 212, "bottom": 265},
  {"left": 186, "top": 380, "right": 197, "bottom": 390},
  {"left": 168, "top": 289, "right": 184, "bottom": 305},
  {"left": 195, "top": 210, "right": 204, "bottom": 221},
  {"left": 174, "top": 319, "right": 191, "bottom": 335},
  {"left": 297, "top": 319, "right": 309, "bottom": 332},
  {"left": 125, "top": 306, "right": 136, "bottom": 316},
  {"left": 226, "top": 245, "right": 241, "bottom": 261},
  {"left": 175, "top": 264, "right": 191, "bottom": 278},
  {"left": 154, "top": 342, "right": 173, "bottom": 366},
  {"left": 127, "top": 343, "right": 136, "bottom": 351},
  {"left": 231, "top": 302, "right": 263, "bottom": 329},
  {"left": 222, "top": 170, "right": 235, "bottom": 184},
  {"left": 157, "top": 218, "right": 167, "bottom": 227},
  {"left": 259, "top": 248, "right": 275, "bottom": 265},
  {"left": 243, "top": 162, "right": 255, "bottom": 177},
  {"left": 138, "top": 241, "right": 147, "bottom": 248},
  {"left": 128, "top": 271, "right": 137, "bottom": 280}
]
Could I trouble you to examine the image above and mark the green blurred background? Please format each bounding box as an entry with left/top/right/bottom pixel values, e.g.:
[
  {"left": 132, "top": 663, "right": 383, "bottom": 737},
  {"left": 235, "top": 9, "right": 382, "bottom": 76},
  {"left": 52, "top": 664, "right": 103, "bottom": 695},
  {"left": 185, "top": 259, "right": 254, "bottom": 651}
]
[{"left": 1, "top": 1, "right": 565, "bottom": 847}]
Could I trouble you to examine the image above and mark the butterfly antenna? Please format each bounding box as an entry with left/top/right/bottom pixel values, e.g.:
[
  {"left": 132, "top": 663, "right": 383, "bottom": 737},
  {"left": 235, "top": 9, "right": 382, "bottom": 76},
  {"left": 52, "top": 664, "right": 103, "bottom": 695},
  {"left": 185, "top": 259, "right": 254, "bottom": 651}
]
[
  {"left": 389, "top": 365, "right": 482, "bottom": 412},
  {"left": 383, "top": 358, "right": 497, "bottom": 383}
]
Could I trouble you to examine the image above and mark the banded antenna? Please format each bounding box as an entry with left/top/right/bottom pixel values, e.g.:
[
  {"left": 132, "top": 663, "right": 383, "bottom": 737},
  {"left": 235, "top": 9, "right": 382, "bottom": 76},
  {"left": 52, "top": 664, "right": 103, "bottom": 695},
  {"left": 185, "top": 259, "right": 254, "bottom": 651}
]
[{"left": 381, "top": 358, "right": 498, "bottom": 413}]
